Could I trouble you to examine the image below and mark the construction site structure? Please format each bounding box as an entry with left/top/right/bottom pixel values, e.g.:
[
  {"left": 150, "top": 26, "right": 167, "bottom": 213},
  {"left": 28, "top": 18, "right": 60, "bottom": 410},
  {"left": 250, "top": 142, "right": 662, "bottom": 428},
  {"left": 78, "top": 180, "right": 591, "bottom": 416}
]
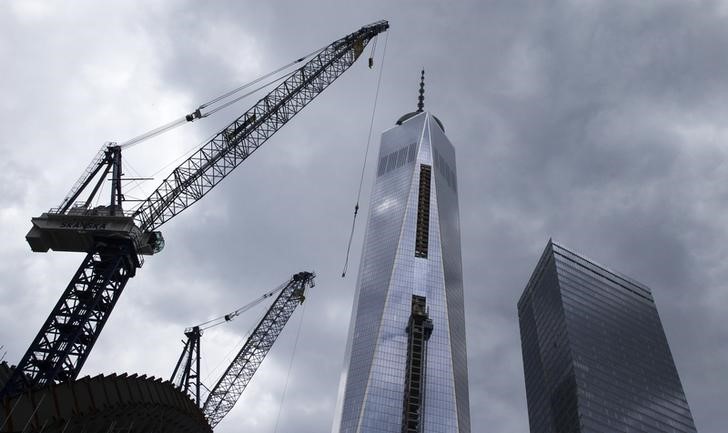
[
  {"left": 172, "top": 326, "right": 202, "bottom": 407},
  {"left": 203, "top": 271, "right": 312, "bottom": 427},
  {"left": 0, "top": 361, "right": 210, "bottom": 433},
  {"left": 171, "top": 282, "right": 289, "bottom": 408},
  {"left": 401, "top": 295, "right": 433, "bottom": 433},
  {"left": 1, "top": 20, "right": 389, "bottom": 402}
]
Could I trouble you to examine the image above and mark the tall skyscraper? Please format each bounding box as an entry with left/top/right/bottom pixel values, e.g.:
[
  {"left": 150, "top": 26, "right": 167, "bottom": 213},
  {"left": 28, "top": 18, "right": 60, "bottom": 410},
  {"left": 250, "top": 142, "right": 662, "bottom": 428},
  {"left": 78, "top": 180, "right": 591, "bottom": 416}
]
[
  {"left": 333, "top": 72, "right": 470, "bottom": 433},
  {"left": 518, "top": 240, "right": 697, "bottom": 433}
]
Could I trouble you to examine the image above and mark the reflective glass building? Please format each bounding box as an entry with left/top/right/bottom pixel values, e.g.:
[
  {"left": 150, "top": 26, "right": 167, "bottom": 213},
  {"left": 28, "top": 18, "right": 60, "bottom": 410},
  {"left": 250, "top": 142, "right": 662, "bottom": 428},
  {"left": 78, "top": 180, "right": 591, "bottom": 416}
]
[
  {"left": 332, "top": 96, "right": 470, "bottom": 432},
  {"left": 518, "top": 241, "right": 697, "bottom": 433}
]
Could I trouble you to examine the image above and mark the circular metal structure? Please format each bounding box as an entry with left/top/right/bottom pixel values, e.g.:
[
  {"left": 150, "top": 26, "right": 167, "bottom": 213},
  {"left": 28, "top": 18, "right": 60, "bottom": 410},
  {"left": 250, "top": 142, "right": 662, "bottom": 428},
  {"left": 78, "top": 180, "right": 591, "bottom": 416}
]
[{"left": 1, "top": 363, "right": 211, "bottom": 433}]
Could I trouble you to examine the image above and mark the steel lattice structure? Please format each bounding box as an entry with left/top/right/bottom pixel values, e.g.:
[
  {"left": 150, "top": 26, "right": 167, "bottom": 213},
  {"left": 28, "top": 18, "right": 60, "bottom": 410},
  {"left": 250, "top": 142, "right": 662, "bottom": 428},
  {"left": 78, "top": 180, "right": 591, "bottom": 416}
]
[
  {"left": 171, "top": 326, "right": 202, "bottom": 406},
  {"left": 2, "top": 242, "right": 137, "bottom": 396},
  {"left": 202, "top": 272, "right": 314, "bottom": 427},
  {"left": 1, "top": 20, "right": 387, "bottom": 400},
  {"left": 133, "top": 20, "right": 389, "bottom": 233}
]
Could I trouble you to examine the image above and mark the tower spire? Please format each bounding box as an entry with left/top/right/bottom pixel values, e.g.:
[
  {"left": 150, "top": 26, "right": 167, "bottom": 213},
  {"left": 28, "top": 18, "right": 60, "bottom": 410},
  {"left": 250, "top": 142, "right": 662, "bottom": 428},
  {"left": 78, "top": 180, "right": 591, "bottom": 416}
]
[{"left": 416, "top": 69, "right": 425, "bottom": 112}]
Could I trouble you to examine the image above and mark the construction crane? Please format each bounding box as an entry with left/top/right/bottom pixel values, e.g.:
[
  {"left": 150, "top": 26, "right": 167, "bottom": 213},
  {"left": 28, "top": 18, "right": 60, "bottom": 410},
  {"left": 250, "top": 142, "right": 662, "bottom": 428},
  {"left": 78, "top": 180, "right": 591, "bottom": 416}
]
[
  {"left": 171, "top": 276, "right": 291, "bottom": 405},
  {"left": 1, "top": 20, "right": 389, "bottom": 398},
  {"left": 171, "top": 271, "right": 314, "bottom": 428}
]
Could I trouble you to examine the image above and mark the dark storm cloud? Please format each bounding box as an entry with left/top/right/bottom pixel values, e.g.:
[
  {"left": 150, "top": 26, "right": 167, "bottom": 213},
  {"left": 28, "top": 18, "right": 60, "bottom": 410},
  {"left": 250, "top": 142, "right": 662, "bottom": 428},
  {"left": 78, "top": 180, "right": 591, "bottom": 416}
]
[
  {"left": 1, "top": 1, "right": 727, "bottom": 432},
  {"left": 451, "top": 2, "right": 728, "bottom": 432}
]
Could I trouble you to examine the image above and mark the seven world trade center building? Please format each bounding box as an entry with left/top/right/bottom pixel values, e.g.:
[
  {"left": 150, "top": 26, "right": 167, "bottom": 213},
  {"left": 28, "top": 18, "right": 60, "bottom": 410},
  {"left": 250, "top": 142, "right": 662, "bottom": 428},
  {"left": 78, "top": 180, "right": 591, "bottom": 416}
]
[
  {"left": 518, "top": 241, "right": 697, "bottom": 433},
  {"left": 333, "top": 76, "right": 470, "bottom": 433}
]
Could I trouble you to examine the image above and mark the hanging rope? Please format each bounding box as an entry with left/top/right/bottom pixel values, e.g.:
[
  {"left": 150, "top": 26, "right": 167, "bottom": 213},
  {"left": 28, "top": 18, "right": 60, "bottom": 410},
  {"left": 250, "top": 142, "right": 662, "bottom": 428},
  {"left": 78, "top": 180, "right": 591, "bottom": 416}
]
[
  {"left": 198, "top": 44, "right": 326, "bottom": 110},
  {"left": 201, "top": 68, "right": 296, "bottom": 117},
  {"left": 341, "top": 31, "right": 389, "bottom": 278},
  {"left": 117, "top": 46, "right": 324, "bottom": 151},
  {"left": 194, "top": 282, "right": 287, "bottom": 332},
  {"left": 273, "top": 297, "right": 308, "bottom": 433}
]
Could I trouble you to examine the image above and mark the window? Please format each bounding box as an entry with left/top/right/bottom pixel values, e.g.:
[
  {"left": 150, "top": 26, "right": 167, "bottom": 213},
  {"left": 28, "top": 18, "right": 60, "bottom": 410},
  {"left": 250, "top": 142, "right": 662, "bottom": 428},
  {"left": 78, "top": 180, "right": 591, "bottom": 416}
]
[
  {"left": 377, "top": 156, "right": 387, "bottom": 176},
  {"left": 386, "top": 153, "right": 398, "bottom": 172},
  {"left": 407, "top": 142, "right": 417, "bottom": 162},
  {"left": 396, "top": 148, "right": 408, "bottom": 168}
]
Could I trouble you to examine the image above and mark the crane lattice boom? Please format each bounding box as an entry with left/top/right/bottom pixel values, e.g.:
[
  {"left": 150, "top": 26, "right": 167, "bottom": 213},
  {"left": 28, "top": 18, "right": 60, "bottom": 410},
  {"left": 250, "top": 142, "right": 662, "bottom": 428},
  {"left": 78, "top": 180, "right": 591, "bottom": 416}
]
[
  {"left": 202, "top": 272, "right": 314, "bottom": 427},
  {"left": 134, "top": 20, "right": 389, "bottom": 233}
]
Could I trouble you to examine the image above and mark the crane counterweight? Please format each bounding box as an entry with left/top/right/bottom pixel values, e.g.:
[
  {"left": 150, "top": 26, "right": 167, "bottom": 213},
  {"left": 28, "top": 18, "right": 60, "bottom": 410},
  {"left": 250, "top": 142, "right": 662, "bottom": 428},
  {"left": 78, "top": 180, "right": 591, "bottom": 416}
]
[{"left": 25, "top": 212, "right": 163, "bottom": 256}]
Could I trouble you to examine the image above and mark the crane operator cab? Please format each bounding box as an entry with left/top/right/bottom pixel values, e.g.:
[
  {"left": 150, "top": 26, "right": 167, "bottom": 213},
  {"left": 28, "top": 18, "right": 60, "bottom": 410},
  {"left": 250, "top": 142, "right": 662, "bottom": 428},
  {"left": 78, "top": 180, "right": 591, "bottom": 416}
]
[{"left": 25, "top": 144, "right": 165, "bottom": 257}]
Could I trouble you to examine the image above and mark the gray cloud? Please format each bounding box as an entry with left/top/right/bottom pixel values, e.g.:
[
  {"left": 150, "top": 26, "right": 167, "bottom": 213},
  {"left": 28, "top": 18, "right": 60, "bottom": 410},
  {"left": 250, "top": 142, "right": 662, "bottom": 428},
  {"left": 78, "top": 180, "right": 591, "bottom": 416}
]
[{"left": 1, "top": 1, "right": 727, "bottom": 432}]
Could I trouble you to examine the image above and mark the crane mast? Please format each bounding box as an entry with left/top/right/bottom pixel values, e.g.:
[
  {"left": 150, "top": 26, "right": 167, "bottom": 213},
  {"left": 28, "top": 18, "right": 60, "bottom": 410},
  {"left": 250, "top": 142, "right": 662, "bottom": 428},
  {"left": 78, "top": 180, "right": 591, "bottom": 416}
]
[
  {"left": 202, "top": 272, "right": 314, "bottom": 427},
  {"left": 171, "top": 325, "right": 202, "bottom": 406},
  {"left": 1, "top": 20, "right": 388, "bottom": 399}
]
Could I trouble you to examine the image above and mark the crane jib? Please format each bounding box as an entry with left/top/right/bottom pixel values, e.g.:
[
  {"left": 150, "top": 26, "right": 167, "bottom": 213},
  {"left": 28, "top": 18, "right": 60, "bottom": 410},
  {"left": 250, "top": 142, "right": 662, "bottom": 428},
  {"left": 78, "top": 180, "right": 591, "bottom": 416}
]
[
  {"left": 133, "top": 20, "right": 388, "bottom": 235},
  {"left": 201, "top": 272, "right": 315, "bottom": 427}
]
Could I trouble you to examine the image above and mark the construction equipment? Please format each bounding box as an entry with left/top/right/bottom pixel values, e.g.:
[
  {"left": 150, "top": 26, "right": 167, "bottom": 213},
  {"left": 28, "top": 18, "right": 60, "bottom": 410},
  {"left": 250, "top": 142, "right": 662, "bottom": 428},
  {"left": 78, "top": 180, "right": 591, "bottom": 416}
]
[
  {"left": 172, "top": 271, "right": 314, "bottom": 428},
  {"left": 1, "top": 20, "right": 388, "bottom": 398},
  {"left": 171, "top": 278, "right": 288, "bottom": 405},
  {"left": 402, "top": 295, "right": 433, "bottom": 433}
]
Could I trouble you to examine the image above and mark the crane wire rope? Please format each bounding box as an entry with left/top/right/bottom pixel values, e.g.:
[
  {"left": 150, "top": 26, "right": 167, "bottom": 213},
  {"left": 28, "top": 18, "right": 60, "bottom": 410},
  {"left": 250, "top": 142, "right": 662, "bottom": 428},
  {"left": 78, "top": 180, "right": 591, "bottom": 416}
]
[
  {"left": 193, "top": 283, "right": 286, "bottom": 332},
  {"left": 80, "top": 57, "right": 304, "bottom": 212},
  {"left": 121, "top": 67, "right": 299, "bottom": 209},
  {"left": 200, "top": 296, "right": 275, "bottom": 390},
  {"left": 92, "top": 176, "right": 106, "bottom": 209},
  {"left": 198, "top": 44, "right": 326, "bottom": 110},
  {"left": 273, "top": 295, "right": 308, "bottom": 433},
  {"left": 341, "top": 30, "right": 389, "bottom": 278},
  {"left": 118, "top": 159, "right": 146, "bottom": 203},
  {"left": 117, "top": 45, "right": 326, "bottom": 151},
  {"left": 121, "top": 67, "right": 295, "bottom": 192}
]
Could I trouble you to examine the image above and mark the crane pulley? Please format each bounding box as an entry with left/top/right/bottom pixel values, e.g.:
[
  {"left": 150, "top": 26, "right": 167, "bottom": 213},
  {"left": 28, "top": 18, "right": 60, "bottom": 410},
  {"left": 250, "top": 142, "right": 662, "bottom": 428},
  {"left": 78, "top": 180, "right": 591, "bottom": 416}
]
[{"left": 1, "top": 20, "right": 388, "bottom": 399}]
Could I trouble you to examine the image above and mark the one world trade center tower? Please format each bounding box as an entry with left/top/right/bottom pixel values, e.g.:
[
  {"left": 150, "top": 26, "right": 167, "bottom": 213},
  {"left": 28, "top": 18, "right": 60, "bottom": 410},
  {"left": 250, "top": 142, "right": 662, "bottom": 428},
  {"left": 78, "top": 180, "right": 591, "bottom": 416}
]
[{"left": 333, "top": 72, "right": 470, "bottom": 433}]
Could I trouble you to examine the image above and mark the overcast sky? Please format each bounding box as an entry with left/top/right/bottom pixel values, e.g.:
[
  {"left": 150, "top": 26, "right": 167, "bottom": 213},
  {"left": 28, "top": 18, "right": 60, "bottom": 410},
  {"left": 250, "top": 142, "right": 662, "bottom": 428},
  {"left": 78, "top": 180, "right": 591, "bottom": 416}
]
[{"left": 1, "top": 1, "right": 727, "bottom": 432}]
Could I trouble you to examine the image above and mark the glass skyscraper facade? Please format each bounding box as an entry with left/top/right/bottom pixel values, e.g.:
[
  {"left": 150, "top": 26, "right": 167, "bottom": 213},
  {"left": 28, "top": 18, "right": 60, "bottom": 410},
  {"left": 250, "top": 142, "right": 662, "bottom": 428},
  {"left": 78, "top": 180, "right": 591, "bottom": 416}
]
[
  {"left": 332, "top": 110, "right": 470, "bottom": 433},
  {"left": 518, "top": 241, "right": 697, "bottom": 433}
]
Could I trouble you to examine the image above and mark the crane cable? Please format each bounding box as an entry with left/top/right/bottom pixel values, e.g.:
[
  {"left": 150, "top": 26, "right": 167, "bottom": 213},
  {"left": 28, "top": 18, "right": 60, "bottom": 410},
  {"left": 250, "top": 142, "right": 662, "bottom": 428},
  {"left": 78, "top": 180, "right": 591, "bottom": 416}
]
[
  {"left": 200, "top": 294, "right": 276, "bottom": 390},
  {"left": 116, "top": 45, "right": 327, "bottom": 150},
  {"left": 273, "top": 295, "right": 308, "bottom": 433},
  {"left": 198, "top": 66, "right": 299, "bottom": 118},
  {"left": 341, "top": 31, "right": 389, "bottom": 278},
  {"left": 83, "top": 48, "right": 320, "bottom": 211},
  {"left": 197, "top": 45, "right": 325, "bottom": 110},
  {"left": 191, "top": 282, "right": 288, "bottom": 332},
  {"left": 121, "top": 67, "right": 299, "bottom": 206}
]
